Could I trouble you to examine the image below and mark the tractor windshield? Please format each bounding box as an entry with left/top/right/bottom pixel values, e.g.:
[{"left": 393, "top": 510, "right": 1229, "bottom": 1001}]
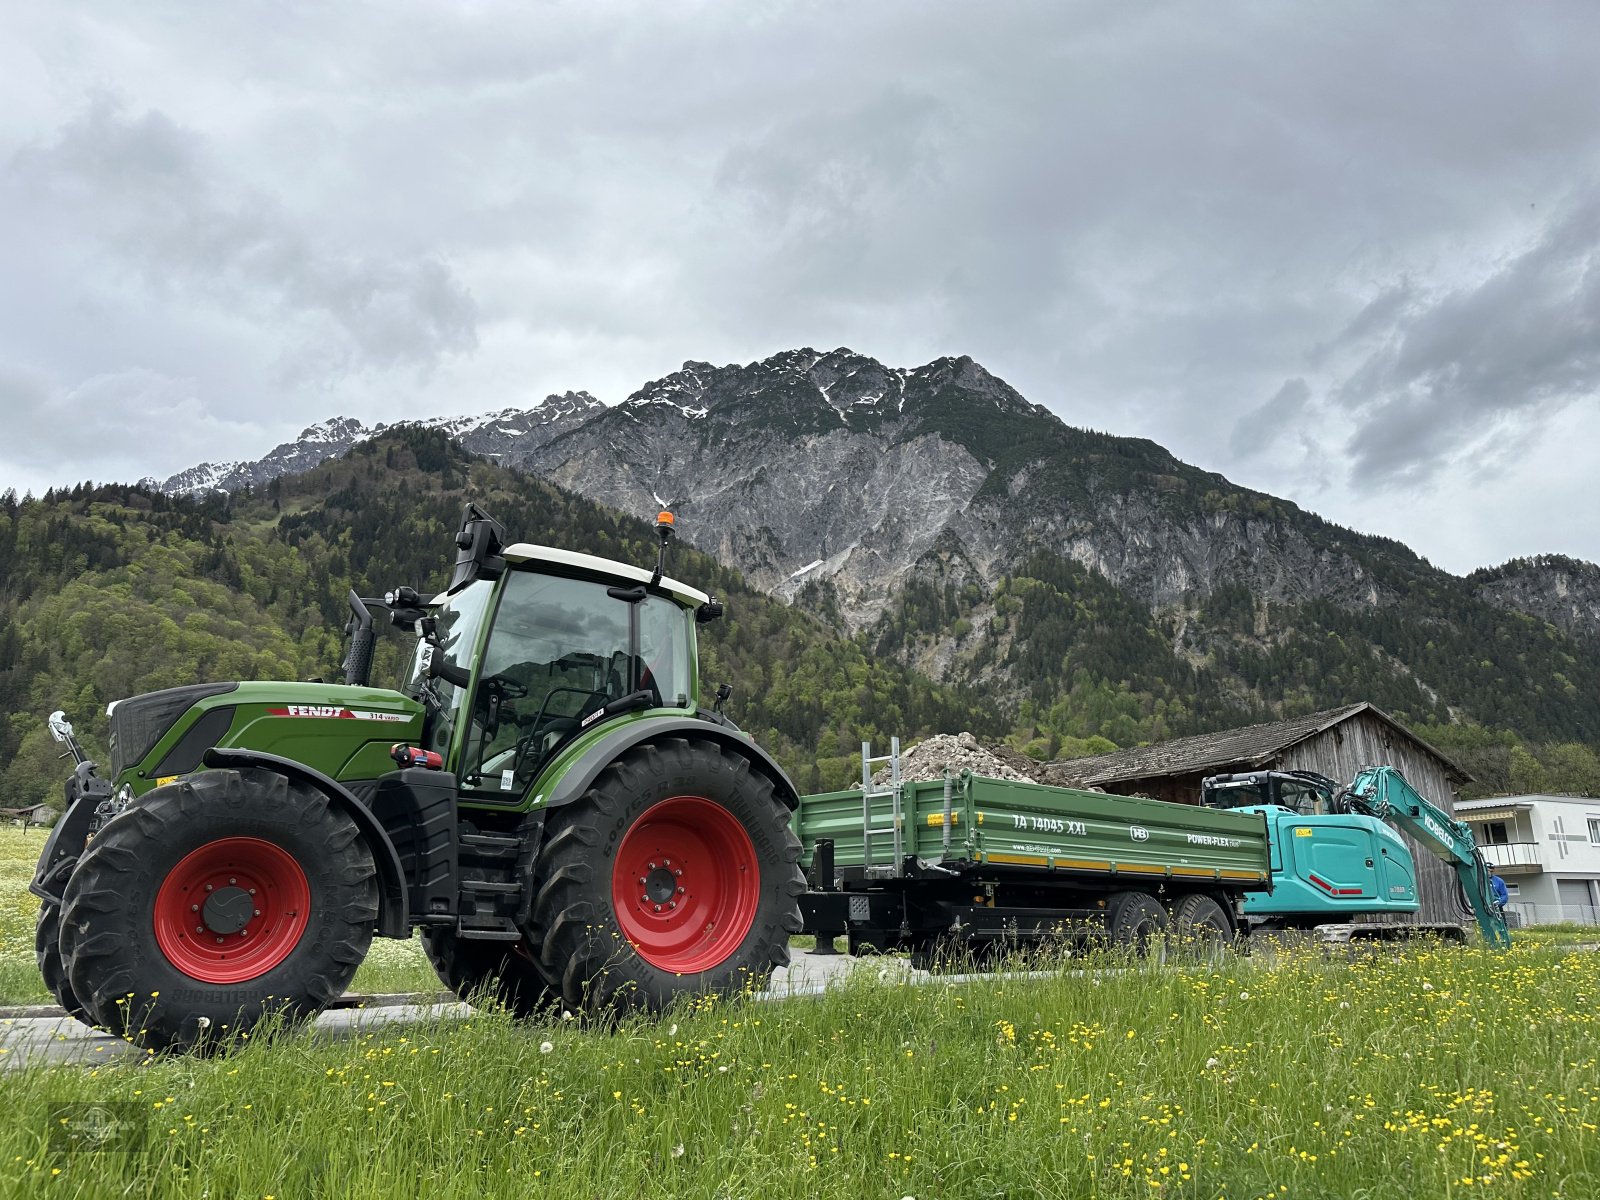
[
  {"left": 407, "top": 579, "right": 495, "bottom": 762},
  {"left": 460, "top": 570, "right": 693, "bottom": 796}
]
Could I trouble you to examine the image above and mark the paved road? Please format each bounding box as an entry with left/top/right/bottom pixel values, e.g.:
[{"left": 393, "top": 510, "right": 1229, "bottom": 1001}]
[{"left": 0, "top": 949, "right": 898, "bottom": 1071}]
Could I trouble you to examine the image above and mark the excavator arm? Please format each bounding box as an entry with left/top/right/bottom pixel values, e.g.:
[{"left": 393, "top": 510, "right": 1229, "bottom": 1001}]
[{"left": 1343, "top": 766, "right": 1511, "bottom": 948}]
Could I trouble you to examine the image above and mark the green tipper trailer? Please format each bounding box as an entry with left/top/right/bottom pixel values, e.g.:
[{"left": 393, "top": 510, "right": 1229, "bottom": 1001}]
[{"left": 796, "top": 753, "right": 1272, "bottom": 963}]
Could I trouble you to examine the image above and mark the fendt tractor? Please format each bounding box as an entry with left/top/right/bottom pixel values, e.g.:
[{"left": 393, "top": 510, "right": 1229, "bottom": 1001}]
[
  {"left": 33, "top": 505, "right": 805, "bottom": 1049},
  {"left": 1199, "top": 766, "right": 1511, "bottom": 947}
]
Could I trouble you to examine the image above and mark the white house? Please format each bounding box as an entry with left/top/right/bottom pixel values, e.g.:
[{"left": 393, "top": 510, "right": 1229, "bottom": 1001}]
[{"left": 1458, "top": 794, "right": 1600, "bottom": 925}]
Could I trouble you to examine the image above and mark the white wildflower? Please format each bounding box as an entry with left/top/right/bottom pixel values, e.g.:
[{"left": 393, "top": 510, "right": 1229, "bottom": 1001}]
[
  {"left": 670, "top": 1143, "right": 685, "bottom": 1159},
  {"left": 539, "top": 1041, "right": 554, "bottom": 1054}
]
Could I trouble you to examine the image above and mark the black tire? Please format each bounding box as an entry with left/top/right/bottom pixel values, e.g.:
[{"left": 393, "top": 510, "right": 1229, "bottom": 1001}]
[
  {"left": 35, "top": 901, "right": 95, "bottom": 1026},
  {"left": 420, "top": 927, "right": 557, "bottom": 1016},
  {"left": 528, "top": 737, "right": 804, "bottom": 1015},
  {"left": 59, "top": 769, "right": 379, "bottom": 1051},
  {"left": 1169, "top": 893, "right": 1233, "bottom": 962},
  {"left": 1105, "top": 890, "right": 1168, "bottom": 958}
]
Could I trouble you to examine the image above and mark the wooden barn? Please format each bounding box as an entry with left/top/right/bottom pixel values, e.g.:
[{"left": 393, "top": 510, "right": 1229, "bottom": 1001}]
[{"left": 1040, "top": 703, "right": 1474, "bottom": 925}]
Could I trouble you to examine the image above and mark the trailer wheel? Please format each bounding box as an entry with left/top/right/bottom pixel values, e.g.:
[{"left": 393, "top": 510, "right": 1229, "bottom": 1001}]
[
  {"left": 35, "top": 902, "right": 94, "bottom": 1026},
  {"left": 59, "top": 769, "right": 379, "bottom": 1051},
  {"left": 1106, "top": 891, "right": 1168, "bottom": 958},
  {"left": 1169, "top": 894, "right": 1233, "bottom": 962},
  {"left": 420, "top": 927, "right": 556, "bottom": 1016},
  {"left": 529, "top": 737, "right": 804, "bottom": 1015}
]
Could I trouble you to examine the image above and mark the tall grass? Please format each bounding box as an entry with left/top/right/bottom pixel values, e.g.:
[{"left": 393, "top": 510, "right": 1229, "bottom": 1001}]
[{"left": 4, "top": 940, "right": 1598, "bottom": 1199}]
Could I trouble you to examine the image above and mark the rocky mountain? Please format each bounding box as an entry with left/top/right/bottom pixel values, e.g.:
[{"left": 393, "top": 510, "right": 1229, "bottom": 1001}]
[
  {"left": 150, "top": 348, "right": 1600, "bottom": 750},
  {"left": 155, "top": 394, "right": 604, "bottom": 495},
  {"left": 1471, "top": 555, "right": 1600, "bottom": 643}
]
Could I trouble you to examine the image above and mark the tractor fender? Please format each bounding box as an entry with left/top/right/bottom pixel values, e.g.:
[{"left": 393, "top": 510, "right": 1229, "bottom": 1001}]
[
  {"left": 536, "top": 716, "right": 801, "bottom": 812},
  {"left": 202, "top": 747, "right": 410, "bottom": 937}
]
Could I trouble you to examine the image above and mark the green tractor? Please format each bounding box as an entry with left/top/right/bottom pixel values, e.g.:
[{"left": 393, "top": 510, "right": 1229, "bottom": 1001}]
[{"left": 32, "top": 505, "right": 804, "bottom": 1049}]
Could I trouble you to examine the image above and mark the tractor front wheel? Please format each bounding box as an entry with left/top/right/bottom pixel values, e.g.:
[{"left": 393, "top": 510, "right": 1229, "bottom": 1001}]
[
  {"left": 529, "top": 737, "right": 804, "bottom": 1014},
  {"left": 420, "top": 927, "right": 557, "bottom": 1016},
  {"left": 59, "top": 769, "right": 379, "bottom": 1051},
  {"left": 35, "top": 902, "right": 94, "bottom": 1026}
]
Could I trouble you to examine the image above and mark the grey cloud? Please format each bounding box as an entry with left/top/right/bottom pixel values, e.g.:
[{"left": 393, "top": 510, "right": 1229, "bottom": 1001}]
[
  {"left": 10, "top": 98, "right": 477, "bottom": 378},
  {"left": 1230, "top": 378, "right": 1311, "bottom": 459},
  {"left": 1331, "top": 192, "right": 1600, "bottom": 483}
]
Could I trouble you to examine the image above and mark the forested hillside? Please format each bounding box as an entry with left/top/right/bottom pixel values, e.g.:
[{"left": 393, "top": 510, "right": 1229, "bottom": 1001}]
[
  {"left": 0, "top": 429, "right": 985, "bottom": 808},
  {"left": 3, "top": 427, "right": 1597, "bottom": 810}
]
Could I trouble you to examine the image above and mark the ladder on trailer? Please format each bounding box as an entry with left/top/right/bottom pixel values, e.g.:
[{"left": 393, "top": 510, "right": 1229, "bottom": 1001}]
[{"left": 861, "top": 738, "right": 904, "bottom": 877}]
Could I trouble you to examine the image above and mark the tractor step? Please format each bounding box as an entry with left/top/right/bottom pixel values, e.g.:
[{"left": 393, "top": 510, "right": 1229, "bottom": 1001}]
[
  {"left": 459, "top": 832, "right": 522, "bottom": 859},
  {"left": 460, "top": 878, "right": 520, "bottom": 895},
  {"left": 455, "top": 916, "right": 523, "bottom": 941}
]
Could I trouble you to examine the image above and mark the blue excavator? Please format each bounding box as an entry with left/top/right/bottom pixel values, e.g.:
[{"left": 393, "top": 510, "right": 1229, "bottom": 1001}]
[{"left": 1200, "top": 764, "right": 1511, "bottom": 947}]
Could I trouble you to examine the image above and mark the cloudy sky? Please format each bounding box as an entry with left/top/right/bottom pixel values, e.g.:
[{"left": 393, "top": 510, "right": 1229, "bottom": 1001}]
[{"left": 3, "top": 2, "right": 1598, "bottom": 574}]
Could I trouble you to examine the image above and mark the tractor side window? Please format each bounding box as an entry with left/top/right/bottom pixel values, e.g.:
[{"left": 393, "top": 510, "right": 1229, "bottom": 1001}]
[
  {"left": 461, "top": 574, "right": 631, "bottom": 794},
  {"left": 638, "top": 596, "right": 692, "bottom": 708}
]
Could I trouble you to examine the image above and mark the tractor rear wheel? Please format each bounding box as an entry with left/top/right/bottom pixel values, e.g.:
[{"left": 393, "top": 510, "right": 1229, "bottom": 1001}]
[
  {"left": 420, "top": 927, "right": 556, "bottom": 1016},
  {"left": 35, "top": 902, "right": 94, "bottom": 1026},
  {"left": 59, "top": 769, "right": 379, "bottom": 1051},
  {"left": 528, "top": 737, "right": 804, "bottom": 1015}
]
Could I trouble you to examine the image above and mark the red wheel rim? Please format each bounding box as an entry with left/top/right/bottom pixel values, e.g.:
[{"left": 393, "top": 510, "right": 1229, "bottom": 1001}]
[
  {"left": 153, "top": 838, "right": 311, "bottom": 984},
  {"left": 611, "top": 795, "right": 760, "bottom": 973}
]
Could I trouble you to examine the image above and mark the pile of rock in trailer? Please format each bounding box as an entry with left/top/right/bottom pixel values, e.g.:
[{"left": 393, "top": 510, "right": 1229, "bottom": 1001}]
[{"left": 872, "top": 732, "right": 1041, "bottom": 785}]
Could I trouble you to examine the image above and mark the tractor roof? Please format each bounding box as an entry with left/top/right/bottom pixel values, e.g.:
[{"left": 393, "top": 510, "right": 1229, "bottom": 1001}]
[{"left": 502, "top": 543, "right": 711, "bottom": 607}]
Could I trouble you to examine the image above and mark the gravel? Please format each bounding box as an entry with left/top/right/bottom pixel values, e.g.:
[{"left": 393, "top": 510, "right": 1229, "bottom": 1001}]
[{"left": 871, "top": 732, "right": 1040, "bottom": 785}]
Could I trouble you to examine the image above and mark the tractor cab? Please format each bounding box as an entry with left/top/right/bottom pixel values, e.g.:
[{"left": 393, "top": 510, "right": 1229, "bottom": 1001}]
[{"left": 406, "top": 542, "right": 710, "bottom": 801}]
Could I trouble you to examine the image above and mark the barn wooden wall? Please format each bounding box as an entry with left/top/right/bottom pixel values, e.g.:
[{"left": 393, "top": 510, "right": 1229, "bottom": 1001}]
[{"left": 1271, "top": 713, "right": 1464, "bottom": 926}]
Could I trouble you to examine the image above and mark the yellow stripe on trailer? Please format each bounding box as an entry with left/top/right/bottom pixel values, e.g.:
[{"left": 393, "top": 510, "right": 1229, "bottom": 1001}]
[
  {"left": 926, "top": 812, "right": 961, "bottom": 827},
  {"left": 986, "top": 852, "right": 1050, "bottom": 867}
]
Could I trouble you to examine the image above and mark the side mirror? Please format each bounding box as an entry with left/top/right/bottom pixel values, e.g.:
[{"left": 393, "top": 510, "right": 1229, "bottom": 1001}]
[
  {"left": 696, "top": 596, "right": 725, "bottom": 624},
  {"left": 48, "top": 710, "right": 74, "bottom": 743}
]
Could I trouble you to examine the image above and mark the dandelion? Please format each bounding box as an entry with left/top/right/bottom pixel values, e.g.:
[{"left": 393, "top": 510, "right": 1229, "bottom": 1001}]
[
  {"left": 539, "top": 1041, "right": 553, "bottom": 1054},
  {"left": 1205, "top": 1057, "right": 1220, "bottom": 1070},
  {"left": 671, "top": 1143, "right": 685, "bottom": 1159}
]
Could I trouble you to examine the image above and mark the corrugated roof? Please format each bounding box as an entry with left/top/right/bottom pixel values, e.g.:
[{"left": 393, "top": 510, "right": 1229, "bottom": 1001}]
[{"left": 1042, "top": 702, "right": 1472, "bottom": 788}]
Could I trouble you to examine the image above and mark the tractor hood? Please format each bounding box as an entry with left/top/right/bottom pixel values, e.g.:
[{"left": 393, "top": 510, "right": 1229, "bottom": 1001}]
[
  {"left": 109, "top": 683, "right": 240, "bottom": 778},
  {"left": 107, "top": 681, "right": 425, "bottom": 790}
]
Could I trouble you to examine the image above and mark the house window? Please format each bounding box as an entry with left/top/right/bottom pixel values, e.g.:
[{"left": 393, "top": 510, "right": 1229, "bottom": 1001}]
[
  {"left": 1588, "top": 817, "right": 1600, "bottom": 845},
  {"left": 1481, "top": 821, "right": 1510, "bottom": 846}
]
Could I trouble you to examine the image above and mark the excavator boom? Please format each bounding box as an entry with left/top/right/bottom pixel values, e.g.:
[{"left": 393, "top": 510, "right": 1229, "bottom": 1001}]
[{"left": 1343, "top": 766, "right": 1512, "bottom": 948}]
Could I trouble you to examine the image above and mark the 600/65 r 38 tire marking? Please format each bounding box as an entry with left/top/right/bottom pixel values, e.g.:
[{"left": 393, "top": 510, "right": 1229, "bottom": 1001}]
[
  {"left": 59, "top": 769, "right": 378, "bottom": 1051},
  {"left": 528, "top": 737, "right": 804, "bottom": 1015}
]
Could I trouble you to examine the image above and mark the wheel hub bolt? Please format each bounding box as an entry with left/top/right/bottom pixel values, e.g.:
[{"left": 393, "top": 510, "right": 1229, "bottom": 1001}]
[
  {"left": 647, "top": 862, "right": 656, "bottom": 870},
  {"left": 248, "top": 888, "right": 256, "bottom": 896},
  {"left": 653, "top": 904, "right": 662, "bottom": 912},
  {"left": 205, "top": 884, "right": 214, "bottom": 891},
  {"left": 228, "top": 877, "right": 236, "bottom": 885},
  {"left": 215, "top": 937, "right": 224, "bottom": 944},
  {"left": 668, "top": 901, "right": 676, "bottom": 910},
  {"left": 638, "top": 877, "right": 646, "bottom": 886},
  {"left": 677, "top": 886, "right": 685, "bottom": 895},
  {"left": 195, "top": 925, "right": 204, "bottom": 933},
  {"left": 253, "top": 909, "right": 261, "bottom": 917},
  {"left": 191, "top": 904, "right": 199, "bottom": 912},
  {"left": 674, "top": 869, "right": 682, "bottom": 877}
]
